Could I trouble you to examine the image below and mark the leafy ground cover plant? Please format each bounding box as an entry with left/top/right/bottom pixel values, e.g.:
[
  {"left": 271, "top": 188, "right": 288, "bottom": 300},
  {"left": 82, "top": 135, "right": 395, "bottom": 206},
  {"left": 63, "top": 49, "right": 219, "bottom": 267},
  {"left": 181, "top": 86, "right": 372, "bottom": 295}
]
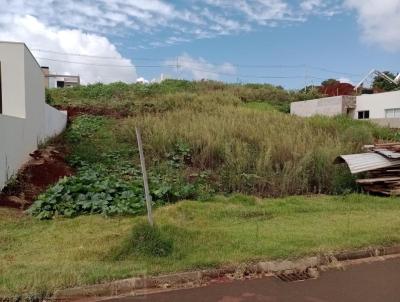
[
  {"left": 28, "top": 158, "right": 210, "bottom": 219},
  {"left": 27, "top": 164, "right": 144, "bottom": 219}
]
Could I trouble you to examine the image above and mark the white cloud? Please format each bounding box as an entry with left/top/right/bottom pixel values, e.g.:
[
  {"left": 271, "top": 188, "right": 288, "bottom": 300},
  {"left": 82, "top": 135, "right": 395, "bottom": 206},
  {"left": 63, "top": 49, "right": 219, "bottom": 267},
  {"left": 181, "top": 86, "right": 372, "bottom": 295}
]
[
  {"left": 204, "top": 0, "right": 297, "bottom": 25},
  {"left": 0, "top": 0, "right": 174, "bottom": 32},
  {"left": 165, "top": 53, "right": 236, "bottom": 80},
  {"left": 301, "top": 0, "right": 323, "bottom": 11},
  {"left": 0, "top": 15, "right": 137, "bottom": 84},
  {"left": 344, "top": 0, "right": 400, "bottom": 52},
  {"left": 0, "top": 0, "right": 343, "bottom": 48}
]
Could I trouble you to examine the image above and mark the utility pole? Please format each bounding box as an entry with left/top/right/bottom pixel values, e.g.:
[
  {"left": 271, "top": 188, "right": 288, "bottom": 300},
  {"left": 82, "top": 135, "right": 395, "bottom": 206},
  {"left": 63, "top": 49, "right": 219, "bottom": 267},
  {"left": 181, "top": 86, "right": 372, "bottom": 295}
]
[
  {"left": 304, "top": 65, "right": 309, "bottom": 92},
  {"left": 176, "top": 56, "right": 180, "bottom": 79},
  {"left": 135, "top": 127, "right": 154, "bottom": 227}
]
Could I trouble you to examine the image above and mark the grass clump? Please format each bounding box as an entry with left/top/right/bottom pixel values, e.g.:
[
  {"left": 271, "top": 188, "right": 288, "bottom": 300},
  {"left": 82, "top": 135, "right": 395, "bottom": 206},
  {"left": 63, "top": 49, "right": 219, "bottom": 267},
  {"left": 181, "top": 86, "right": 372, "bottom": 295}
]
[{"left": 115, "top": 222, "right": 173, "bottom": 259}]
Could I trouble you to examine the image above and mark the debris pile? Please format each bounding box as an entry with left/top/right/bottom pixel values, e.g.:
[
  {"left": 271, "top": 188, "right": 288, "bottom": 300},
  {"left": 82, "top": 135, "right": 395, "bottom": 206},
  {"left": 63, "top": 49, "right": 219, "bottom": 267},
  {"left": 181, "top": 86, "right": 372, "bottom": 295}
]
[{"left": 335, "top": 143, "right": 400, "bottom": 196}]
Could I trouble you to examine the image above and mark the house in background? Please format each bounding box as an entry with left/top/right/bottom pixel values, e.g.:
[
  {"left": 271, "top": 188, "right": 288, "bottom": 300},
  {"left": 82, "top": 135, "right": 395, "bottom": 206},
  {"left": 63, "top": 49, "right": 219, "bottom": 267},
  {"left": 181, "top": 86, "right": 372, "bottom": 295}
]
[
  {"left": 291, "top": 90, "right": 400, "bottom": 128},
  {"left": 41, "top": 66, "right": 80, "bottom": 88},
  {"left": 0, "top": 41, "right": 68, "bottom": 190}
]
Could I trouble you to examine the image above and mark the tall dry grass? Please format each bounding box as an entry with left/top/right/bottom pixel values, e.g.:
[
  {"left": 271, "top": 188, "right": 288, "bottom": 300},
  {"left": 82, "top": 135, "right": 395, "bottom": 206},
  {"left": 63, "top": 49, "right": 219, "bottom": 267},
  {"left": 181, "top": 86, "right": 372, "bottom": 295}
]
[{"left": 122, "top": 93, "right": 392, "bottom": 197}]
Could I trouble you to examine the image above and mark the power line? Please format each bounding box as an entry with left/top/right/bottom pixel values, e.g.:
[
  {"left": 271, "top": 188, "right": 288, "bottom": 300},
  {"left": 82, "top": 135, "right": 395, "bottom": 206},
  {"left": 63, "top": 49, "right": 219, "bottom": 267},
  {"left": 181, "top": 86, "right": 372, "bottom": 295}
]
[
  {"left": 169, "top": 66, "right": 326, "bottom": 80},
  {"left": 35, "top": 56, "right": 340, "bottom": 82},
  {"left": 32, "top": 49, "right": 122, "bottom": 60},
  {"left": 37, "top": 57, "right": 175, "bottom": 68},
  {"left": 37, "top": 56, "right": 324, "bottom": 80},
  {"left": 32, "top": 48, "right": 362, "bottom": 77},
  {"left": 32, "top": 48, "right": 165, "bottom": 62}
]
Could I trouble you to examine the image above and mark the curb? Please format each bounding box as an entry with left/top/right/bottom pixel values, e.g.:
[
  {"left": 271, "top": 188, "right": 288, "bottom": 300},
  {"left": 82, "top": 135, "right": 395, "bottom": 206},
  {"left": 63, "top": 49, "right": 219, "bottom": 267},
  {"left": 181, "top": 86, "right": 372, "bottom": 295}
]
[{"left": 52, "top": 245, "right": 400, "bottom": 301}]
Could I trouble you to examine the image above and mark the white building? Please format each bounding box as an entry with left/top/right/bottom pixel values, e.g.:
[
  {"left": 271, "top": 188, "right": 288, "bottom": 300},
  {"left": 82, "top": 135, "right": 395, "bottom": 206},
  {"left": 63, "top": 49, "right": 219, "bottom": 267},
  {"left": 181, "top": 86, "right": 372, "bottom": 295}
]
[
  {"left": 0, "top": 41, "right": 67, "bottom": 189},
  {"left": 291, "top": 90, "right": 400, "bottom": 128}
]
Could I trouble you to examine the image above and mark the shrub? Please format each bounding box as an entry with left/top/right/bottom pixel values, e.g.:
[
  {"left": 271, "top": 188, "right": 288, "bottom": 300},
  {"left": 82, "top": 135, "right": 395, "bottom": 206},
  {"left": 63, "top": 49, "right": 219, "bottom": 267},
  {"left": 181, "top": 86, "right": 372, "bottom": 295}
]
[{"left": 115, "top": 222, "right": 173, "bottom": 258}]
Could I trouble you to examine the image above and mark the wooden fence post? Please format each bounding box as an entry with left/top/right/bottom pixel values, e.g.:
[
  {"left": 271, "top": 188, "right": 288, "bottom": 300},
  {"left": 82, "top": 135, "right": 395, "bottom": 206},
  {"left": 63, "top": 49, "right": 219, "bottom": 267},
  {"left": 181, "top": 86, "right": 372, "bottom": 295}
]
[{"left": 135, "top": 127, "right": 154, "bottom": 226}]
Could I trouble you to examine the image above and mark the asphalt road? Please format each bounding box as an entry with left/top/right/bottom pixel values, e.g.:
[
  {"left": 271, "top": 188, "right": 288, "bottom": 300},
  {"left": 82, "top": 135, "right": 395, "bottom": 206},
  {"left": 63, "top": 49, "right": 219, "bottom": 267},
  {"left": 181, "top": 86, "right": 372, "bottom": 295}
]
[{"left": 108, "top": 257, "right": 400, "bottom": 302}]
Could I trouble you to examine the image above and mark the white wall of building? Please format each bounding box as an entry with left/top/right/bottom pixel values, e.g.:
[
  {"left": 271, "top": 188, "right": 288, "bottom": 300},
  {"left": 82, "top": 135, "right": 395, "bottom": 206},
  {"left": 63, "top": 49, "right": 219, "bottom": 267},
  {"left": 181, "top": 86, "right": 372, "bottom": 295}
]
[
  {"left": 0, "top": 42, "right": 67, "bottom": 189},
  {"left": 356, "top": 91, "right": 400, "bottom": 119},
  {"left": 291, "top": 91, "right": 400, "bottom": 127},
  {"left": 290, "top": 96, "right": 344, "bottom": 117},
  {"left": 0, "top": 42, "right": 26, "bottom": 118},
  {"left": 44, "top": 104, "right": 68, "bottom": 138}
]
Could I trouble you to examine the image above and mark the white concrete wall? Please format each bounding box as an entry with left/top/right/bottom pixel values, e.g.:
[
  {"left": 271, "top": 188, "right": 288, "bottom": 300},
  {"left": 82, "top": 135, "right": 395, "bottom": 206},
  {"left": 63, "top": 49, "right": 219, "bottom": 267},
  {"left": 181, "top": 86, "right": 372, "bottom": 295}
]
[
  {"left": 44, "top": 105, "right": 67, "bottom": 138},
  {"left": 290, "top": 96, "right": 344, "bottom": 117},
  {"left": 0, "top": 42, "right": 26, "bottom": 118},
  {"left": 0, "top": 42, "right": 67, "bottom": 189},
  {"left": 356, "top": 91, "right": 400, "bottom": 119},
  {"left": 370, "top": 118, "right": 400, "bottom": 128},
  {"left": 0, "top": 115, "right": 27, "bottom": 188}
]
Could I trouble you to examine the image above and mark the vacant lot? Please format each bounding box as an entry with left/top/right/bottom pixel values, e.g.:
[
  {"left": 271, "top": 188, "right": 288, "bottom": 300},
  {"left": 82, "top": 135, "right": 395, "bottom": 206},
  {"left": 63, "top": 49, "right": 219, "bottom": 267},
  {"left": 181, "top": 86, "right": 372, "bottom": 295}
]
[
  {"left": 2, "top": 194, "right": 400, "bottom": 297},
  {"left": 2, "top": 81, "right": 400, "bottom": 298},
  {"left": 32, "top": 81, "right": 396, "bottom": 220}
]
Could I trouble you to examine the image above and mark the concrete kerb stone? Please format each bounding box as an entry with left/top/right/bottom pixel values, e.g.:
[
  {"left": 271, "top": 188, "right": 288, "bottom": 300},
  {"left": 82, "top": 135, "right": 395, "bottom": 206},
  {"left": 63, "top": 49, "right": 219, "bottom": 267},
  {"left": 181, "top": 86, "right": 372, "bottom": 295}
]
[
  {"left": 256, "top": 256, "right": 320, "bottom": 274},
  {"left": 53, "top": 246, "right": 400, "bottom": 301},
  {"left": 54, "top": 272, "right": 202, "bottom": 300}
]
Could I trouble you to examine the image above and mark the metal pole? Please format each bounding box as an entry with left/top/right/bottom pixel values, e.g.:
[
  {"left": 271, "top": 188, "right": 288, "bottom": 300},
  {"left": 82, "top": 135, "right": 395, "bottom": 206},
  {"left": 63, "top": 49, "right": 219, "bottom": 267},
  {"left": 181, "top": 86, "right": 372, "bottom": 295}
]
[{"left": 135, "top": 127, "right": 154, "bottom": 226}]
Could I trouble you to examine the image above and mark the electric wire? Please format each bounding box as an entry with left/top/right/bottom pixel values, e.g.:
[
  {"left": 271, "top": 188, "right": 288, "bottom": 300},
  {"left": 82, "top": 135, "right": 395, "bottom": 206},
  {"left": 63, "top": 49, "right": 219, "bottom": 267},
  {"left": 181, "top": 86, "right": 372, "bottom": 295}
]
[{"left": 33, "top": 48, "right": 361, "bottom": 78}]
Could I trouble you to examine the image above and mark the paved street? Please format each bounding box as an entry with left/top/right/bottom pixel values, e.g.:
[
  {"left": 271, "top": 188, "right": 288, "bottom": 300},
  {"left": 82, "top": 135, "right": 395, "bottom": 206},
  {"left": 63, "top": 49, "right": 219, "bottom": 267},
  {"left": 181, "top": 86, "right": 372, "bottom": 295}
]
[{"left": 109, "top": 257, "right": 400, "bottom": 302}]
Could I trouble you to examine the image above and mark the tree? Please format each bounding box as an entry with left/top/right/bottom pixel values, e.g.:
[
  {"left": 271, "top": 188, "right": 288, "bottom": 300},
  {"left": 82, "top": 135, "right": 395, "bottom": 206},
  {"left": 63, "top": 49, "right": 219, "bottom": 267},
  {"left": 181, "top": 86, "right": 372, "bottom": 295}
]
[
  {"left": 373, "top": 71, "right": 399, "bottom": 92},
  {"left": 321, "top": 79, "right": 340, "bottom": 87}
]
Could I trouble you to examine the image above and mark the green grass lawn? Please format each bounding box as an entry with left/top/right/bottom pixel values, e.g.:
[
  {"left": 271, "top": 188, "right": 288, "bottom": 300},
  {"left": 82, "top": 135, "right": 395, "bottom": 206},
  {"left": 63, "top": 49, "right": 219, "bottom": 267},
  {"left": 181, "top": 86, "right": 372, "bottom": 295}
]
[{"left": 2, "top": 194, "right": 400, "bottom": 297}]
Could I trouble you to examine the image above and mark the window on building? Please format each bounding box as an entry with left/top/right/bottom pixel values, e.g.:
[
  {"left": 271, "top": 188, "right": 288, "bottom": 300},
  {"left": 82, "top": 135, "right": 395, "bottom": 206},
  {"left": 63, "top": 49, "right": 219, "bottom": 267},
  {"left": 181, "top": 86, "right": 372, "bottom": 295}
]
[
  {"left": 385, "top": 108, "right": 400, "bottom": 118},
  {"left": 358, "top": 110, "right": 370, "bottom": 119},
  {"left": 0, "top": 61, "right": 2, "bottom": 114}
]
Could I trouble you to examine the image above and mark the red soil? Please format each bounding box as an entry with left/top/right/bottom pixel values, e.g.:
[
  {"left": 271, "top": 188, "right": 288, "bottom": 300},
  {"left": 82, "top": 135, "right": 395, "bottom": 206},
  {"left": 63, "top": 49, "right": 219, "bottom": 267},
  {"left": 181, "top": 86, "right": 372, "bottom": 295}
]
[
  {"left": 57, "top": 106, "right": 129, "bottom": 120},
  {"left": 0, "top": 146, "right": 73, "bottom": 210}
]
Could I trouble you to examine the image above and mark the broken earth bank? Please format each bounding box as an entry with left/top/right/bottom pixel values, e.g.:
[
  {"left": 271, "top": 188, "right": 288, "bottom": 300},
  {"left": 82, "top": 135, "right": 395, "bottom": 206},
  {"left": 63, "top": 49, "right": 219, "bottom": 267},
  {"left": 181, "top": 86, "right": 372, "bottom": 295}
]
[
  {"left": 0, "top": 145, "right": 73, "bottom": 210},
  {"left": 0, "top": 106, "right": 119, "bottom": 210}
]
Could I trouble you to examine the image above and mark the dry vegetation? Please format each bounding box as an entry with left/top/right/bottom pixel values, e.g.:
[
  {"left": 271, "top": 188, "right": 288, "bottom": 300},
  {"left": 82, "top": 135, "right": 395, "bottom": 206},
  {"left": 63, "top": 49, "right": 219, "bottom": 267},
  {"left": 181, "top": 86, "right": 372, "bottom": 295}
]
[{"left": 46, "top": 80, "right": 395, "bottom": 198}]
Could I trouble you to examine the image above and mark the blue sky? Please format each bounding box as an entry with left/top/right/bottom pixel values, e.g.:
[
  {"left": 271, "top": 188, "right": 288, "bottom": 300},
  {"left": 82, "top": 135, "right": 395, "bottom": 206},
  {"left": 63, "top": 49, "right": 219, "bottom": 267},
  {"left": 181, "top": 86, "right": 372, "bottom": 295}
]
[{"left": 0, "top": 0, "right": 399, "bottom": 88}]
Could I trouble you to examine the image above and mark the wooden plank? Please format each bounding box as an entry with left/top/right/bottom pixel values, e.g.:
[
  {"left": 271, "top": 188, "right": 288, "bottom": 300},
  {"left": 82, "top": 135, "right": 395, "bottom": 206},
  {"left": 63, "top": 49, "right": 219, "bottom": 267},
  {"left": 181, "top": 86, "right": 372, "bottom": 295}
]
[{"left": 357, "top": 177, "right": 400, "bottom": 184}]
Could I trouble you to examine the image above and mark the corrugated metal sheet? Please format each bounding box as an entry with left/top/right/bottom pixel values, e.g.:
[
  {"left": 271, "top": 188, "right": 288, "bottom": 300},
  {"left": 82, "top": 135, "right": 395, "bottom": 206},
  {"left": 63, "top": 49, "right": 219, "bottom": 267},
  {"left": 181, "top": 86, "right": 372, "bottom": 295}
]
[
  {"left": 335, "top": 153, "right": 400, "bottom": 174},
  {"left": 374, "top": 149, "right": 400, "bottom": 159}
]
